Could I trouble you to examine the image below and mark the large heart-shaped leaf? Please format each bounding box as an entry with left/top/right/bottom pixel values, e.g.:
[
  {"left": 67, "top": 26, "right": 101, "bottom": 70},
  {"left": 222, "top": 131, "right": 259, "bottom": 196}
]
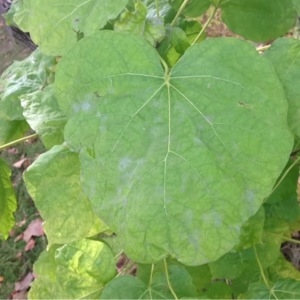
[{"left": 55, "top": 31, "right": 293, "bottom": 265}]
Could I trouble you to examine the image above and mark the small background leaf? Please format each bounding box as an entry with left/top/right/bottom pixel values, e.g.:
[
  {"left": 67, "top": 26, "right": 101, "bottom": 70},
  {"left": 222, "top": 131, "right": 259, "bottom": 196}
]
[
  {"left": 0, "top": 158, "right": 17, "bottom": 239},
  {"left": 264, "top": 38, "right": 300, "bottom": 138},
  {"left": 220, "top": 0, "right": 296, "bottom": 42},
  {"left": 29, "top": 240, "right": 116, "bottom": 299}
]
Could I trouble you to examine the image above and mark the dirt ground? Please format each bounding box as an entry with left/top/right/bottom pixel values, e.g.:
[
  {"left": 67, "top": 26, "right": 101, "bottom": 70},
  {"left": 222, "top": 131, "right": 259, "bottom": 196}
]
[{"left": 0, "top": 16, "right": 32, "bottom": 74}]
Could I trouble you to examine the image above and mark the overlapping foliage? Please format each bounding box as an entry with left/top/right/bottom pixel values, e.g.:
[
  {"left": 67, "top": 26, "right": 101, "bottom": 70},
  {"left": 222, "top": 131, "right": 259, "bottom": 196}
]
[{"left": 1, "top": 0, "right": 300, "bottom": 298}]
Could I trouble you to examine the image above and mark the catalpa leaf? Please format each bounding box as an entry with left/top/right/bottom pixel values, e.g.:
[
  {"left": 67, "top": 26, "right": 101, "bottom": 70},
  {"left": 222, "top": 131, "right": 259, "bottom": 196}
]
[
  {"left": 29, "top": 240, "right": 116, "bottom": 299},
  {"left": 21, "top": 85, "right": 67, "bottom": 149},
  {"left": 55, "top": 31, "right": 293, "bottom": 265},
  {"left": 264, "top": 158, "right": 300, "bottom": 223},
  {"left": 0, "top": 158, "right": 17, "bottom": 239},
  {"left": 24, "top": 145, "right": 107, "bottom": 246},
  {"left": 101, "top": 263, "right": 198, "bottom": 299},
  {"left": 265, "top": 38, "right": 300, "bottom": 138},
  {"left": 14, "top": 0, "right": 128, "bottom": 56},
  {"left": 115, "top": 1, "right": 165, "bottom": 46},
  {"left": 0, "top": 119, "right": 29, "bottom": 145},
  {"left": 241, "top": 279, "right": 300, "bottom": 299},
  {"left": 220, "top": 0, "right": 296, "bottom": 42}
]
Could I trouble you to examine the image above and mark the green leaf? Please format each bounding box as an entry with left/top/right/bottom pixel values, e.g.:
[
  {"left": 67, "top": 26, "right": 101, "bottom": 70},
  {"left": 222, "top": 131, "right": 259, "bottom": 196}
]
[
  {"left": 29, "top": 240, "right": 116, "bottom": 299},
  {"left": 201, "top": 281, "right": 233, "bottom": 299},
  {"left": 269, "top": 255, "right": 300, "bottom": 282},
  {"left": 169, "top": 0, "right": 211, "bottom": 17},
  {"left": 56, "top": 31, "right": 293, "bottom": 265},
  {"left": 240, "top": 279, "right": 300, "bottom": 299},
  {"left": 0, "top": 120, "right": 29, "bottom": 145},
  {"left": 24, "top": 145, "right": 108, "bottom": 246},
  {"left": 0, "top": 49, "right": 56, "bottom": 121},
  {"left": 21, "top": 85, "right": 67, "bottom": 149},
  {"left": 100, "top": 276, "right": 149, "bottom": 299},
  {"left": 14, "top": 0, "right": 128, "bottom": 56},
  {"left": 115, "top": 0, "right": 165, "bottom": 46},
  {"left": 220, "top": 0, "right": 297, "bottom": 42},
  {"left": 210, "top": 228, "right": 283, "bottom": 281},
  {"left": 0, "top": 158, "right": 17, "bottom": 239},
  {"left": 235, "top": 207, "right": 265, "bottom": 251},
  {"left": 264, "top": 158, "right": 300, "bottom": 223},
  {"left": 158, "top": 20, "right": 203, "bottom": 67},
  {"left": 101, "top": 262, "right": 198, "bottom": 299},
  {"left": 264, "top": 38, "right": 300, "bottom": 138}
]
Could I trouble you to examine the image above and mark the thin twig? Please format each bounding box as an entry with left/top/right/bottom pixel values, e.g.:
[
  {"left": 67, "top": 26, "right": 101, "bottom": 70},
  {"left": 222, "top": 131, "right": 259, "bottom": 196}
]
[{"left": 0, "top": 133, "right": 38, "bottom": 151}]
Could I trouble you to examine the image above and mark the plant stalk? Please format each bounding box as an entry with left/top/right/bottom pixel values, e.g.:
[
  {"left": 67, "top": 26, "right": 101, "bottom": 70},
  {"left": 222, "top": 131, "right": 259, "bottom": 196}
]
[
  {"left": 253, "top": 245, "right": 275, "bottom": 296},
  {"left": 170, "top": 0, "right": 190, "bottom": 26},
  {"left": 164, "top": 259, "right": 178, "bottom": 300},
  {"left": 0, "top": 133, "right": 38, "bottom": 151},
  {"left": 267, "top": 156, "right": 300, "bottom": 199},
  {"left": 191, "top": 5, "right": 218, "bottom": 45}
]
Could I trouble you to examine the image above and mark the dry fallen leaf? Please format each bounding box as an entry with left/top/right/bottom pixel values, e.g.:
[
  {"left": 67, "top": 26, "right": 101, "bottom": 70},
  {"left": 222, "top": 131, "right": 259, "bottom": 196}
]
[
  {"left": 14, "top": 272, "right": 34, "bottom": 292},
  {"left": 12, "top": 290, "right": 28, "bottom": 300},
  {"left": 13, "top": 157, "right": 29, "bottom": 169},
  {"left": 24, "top": 238, "right": 35, "bottom": 252},
  {"left": 22, "top": 219, "right": 44, "bottom": 243}
]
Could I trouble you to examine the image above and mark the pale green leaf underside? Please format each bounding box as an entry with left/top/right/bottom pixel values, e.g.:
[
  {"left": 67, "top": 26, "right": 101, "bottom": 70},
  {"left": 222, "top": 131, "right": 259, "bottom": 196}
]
[
  {"left": 0, "top": 159, "right": 17, "bottom": 239},
  {"left": 29, "top": 240, "right": 116, "bottom": 299},
  {"left": 0, "top": 49, "right": 56, "bottom": 121},
  {"left": 24, "top": 145, "right": 107, "bottom": 245},
  {"left": 14, "top": 0, "right": 128, "bottom": 56},
  {"left": 21, "top": 85, "right": 67, "bottom": 149},
  {"left": 56, "top": 31, "right": 293, "bottom": 265}
]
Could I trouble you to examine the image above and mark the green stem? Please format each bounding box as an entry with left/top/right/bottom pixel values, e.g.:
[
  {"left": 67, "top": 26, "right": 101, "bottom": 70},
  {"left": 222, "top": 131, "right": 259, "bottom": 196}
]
[
  {"left": 160, "top": 56, "right": 169, "bottom": 77},
  {"left": 0, "top": 133, "right": 38, "bottom": 151},
  {"left": 266, "top": 156, "right": 300, "bottom": 200},
  {"left": 267, "top": 232, "right": 300, "bottom": 245},
  {"left": 191, "top": 5, "right": 218, "bottom": 45},
  {"left": 253, "top": 245, "right": 276, "bottom": 298},
  {"left": 148, "top": 264, "right": 155, "bottom": 299},
  {"left": 170, "top": 0, "right": 190, "bottom": 26},
  {"left": 164, "top": 259, "right": 178, "bottom": 300}
]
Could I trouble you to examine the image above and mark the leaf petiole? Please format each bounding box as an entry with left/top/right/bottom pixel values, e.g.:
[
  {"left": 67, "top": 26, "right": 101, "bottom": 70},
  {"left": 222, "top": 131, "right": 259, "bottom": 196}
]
[
  {"left": 170, "top": 0, "right": 190, "bottom": 26},
  {"left": 164, "top": 259, "right": 178, "bottom": 300},
  {"left": 0, "top": 133, "right": 38, "bottom": 151},
  {"left": 191, "top": 5, "right": 218, "bottom": 45}
]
